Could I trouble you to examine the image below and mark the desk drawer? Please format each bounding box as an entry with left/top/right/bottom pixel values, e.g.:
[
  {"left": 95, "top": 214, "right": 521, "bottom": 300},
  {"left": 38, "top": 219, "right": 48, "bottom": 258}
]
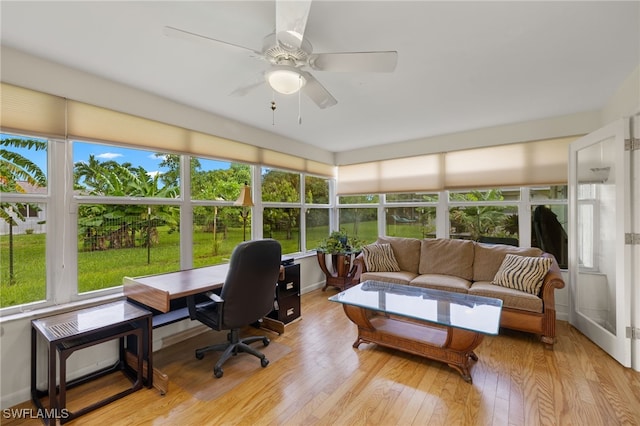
[
  {"left": 268, "top": 294, "right": 300, "bottom": 324},
  {"left": 277, "top": 278, "right": 299, "bottom": 298},
  {"left": 278, "top": 263, "right": 300, "bottom": 298}
]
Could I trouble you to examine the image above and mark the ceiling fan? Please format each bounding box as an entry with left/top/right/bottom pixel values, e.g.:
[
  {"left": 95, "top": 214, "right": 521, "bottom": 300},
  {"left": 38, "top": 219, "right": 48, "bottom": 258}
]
[{"left": 163, "top": 0, "right": 398, "bottom": 109}]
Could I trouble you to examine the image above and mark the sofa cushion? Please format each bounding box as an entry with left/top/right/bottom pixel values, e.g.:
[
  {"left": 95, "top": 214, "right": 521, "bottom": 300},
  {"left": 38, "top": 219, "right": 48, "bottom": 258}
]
[
  {"left": 492, "top": 254, "right": 553, "bottom": 295},
  {"left": 361, "top": 271, "right": 418, "bottom": 286},
  {"left": 376, "top": 236, "right": 422, "bottom": 274},
  {"left": 409, "top": 274, "right": 471, "bottom": 293},
  {"left": 473, "top": 243, "right": 543, "bottom": 282},
  {"left": 468, "top": 281, "right": 543, "bottom": 313},
  {"left": 418, "top": 238, "right": 474, "bottom": 280},
  {"left": 362, "top": 243, "right": 401, "bottom": 272}
]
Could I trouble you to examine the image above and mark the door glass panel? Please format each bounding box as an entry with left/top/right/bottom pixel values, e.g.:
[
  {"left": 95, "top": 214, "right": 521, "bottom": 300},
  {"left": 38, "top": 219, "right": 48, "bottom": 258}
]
[{"left": 576, "top": 137, "right": 616, "bottom": 334}]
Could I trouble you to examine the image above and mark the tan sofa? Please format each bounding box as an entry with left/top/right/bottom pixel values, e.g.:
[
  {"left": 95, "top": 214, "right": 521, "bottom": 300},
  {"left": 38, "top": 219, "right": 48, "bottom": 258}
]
[{"left": 353, "top": 236, "right": 565, "bottom": 348}]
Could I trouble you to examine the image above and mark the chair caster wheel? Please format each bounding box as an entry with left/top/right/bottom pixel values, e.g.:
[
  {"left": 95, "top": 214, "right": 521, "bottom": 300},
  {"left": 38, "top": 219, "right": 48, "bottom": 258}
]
[
  {"left": 214, "top": 367, "right": 223, "bottom": 378},
  {"left": 262, "top": 337, "right": 270, "bottom": 347},
  {"left": 261, "top": 358, "right": 269, "bottom": 368},
  {"left": 195, "top": 352, "right": 204, "bottom": 360}
]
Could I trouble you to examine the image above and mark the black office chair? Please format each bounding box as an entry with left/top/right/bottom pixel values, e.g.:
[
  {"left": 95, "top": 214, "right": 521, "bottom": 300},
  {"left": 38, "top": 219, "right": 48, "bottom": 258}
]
[{"left": 187, "top": 239, "right": 282, "bottom": 378}]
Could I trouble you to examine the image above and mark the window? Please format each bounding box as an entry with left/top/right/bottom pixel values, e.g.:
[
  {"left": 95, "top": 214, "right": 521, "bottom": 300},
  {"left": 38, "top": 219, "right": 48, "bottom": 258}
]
[
  {"left": 305, "top": 175, "right": 329, "bottom": 204},
  {"left": 531, "top": 185, "right": 568, "bottom": 268},
  {"left": 339, "top": 194, "right": 379, "bottom": 204},
  {"left": 449, "top": 189, "right": 519, "bottom": 245},
  {"left": 1, "top": 134, "right": 48, "bottom": 308},
  {"left": 262, "top": 168, "right": 302, "bottom": 253},
  {"left": 4, "top": 125, "right": 575, "bottom": 312},
  {"left": 73, "top": 141, "right": 181, "bottom": 294},
  {"left": 191, "top": 158, "right": 252, "bottom": 267},
  {"left": 77, "top": 203, "right": 181, "bottom": 292},
  {"left": 386, "top": 206, "right": 437, "bottom": 239},
  {"left": 338, "top": 207, "right": 378, "bottom": 245},
  {"left": 306, "top": 208, "right": 329, "bottom": 251},
  {"left": 577, "top": 184, "right": 598, "bottom": 269},
  {"left": 304, "top": 175, "right": 330, "bottom": 251},
  {"left": 384, "top": 192, "right": 438, "bottom": 239}
]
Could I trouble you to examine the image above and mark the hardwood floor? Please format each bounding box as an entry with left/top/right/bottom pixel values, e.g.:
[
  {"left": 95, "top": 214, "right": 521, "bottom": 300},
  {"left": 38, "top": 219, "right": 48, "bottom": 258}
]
[{"left": 6, "top": 288, "right": 640, "bottom": 425}]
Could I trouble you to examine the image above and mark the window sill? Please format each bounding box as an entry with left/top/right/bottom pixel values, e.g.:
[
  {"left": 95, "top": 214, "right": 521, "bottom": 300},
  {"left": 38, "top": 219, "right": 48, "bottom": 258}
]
[{"left": 0, "top": 291, "right": 124, "bottom": 324}]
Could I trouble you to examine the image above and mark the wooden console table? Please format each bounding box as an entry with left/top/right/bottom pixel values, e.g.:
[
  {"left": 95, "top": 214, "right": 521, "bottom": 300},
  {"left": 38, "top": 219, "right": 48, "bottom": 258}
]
[
  {"left": 329, "top": 281, "right": 502, "bottom": 383},
  {"left": 31, "top": 301, "right": 152, "bottom": 424}
]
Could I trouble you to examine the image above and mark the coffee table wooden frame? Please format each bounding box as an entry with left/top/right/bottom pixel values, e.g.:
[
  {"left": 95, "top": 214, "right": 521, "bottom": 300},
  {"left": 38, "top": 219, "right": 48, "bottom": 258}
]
[
  {"left": 343, "top": 306, "right": 484, "bottom": 382},
  {"left": 331, "top": 281, "right": 501, "bottom": 383}
]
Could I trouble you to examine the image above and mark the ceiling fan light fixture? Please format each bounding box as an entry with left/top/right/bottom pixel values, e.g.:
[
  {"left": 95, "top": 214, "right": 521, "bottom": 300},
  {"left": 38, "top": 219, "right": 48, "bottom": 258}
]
[{"left": 267, "top": 67, "right": 306, "bottom": 95}]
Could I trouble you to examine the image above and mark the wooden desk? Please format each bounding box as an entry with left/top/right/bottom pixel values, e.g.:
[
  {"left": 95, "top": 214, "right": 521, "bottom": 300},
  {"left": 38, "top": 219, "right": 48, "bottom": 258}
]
[
  {"left": 123, "top": 265, "right": 228, "bottom": 313},
  {"left": 123, "top": 264, "right": 286, "bottom": 394}
]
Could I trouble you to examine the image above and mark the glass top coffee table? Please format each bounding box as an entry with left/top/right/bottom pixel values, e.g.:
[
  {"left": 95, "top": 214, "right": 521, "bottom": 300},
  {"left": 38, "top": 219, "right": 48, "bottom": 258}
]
[{"left": 329, "top": 280, "right": 502, "bottom": 383}]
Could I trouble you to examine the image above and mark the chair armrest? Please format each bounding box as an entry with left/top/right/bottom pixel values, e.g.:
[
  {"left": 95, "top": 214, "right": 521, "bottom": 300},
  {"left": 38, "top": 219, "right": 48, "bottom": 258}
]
[
  {"left": 187, "top": 292, "right": 224, "bottom": 321},
  {"left": 206, "top": 291, "right": 223, "bottom": 303}
]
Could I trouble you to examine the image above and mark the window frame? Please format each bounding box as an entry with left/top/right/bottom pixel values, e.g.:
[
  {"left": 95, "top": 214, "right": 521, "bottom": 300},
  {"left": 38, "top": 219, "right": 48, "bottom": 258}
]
[{"left": 2, "top": 132, "right": 571, "bottom": 315}]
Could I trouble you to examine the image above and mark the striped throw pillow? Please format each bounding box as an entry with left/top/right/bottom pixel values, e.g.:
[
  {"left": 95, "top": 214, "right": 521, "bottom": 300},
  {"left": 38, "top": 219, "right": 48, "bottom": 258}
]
[
  {"left": 362, "top": 244, "right": 401, "bottom": 272},
  {"left": 492, "top": 254, "right": 553, "bottom": 295}
]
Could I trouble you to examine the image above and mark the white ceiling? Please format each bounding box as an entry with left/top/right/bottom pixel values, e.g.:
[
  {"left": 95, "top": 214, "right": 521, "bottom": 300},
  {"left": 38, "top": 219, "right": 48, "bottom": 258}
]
[{"left": 1, "top": 1, "right": 638, "bottom": 153}]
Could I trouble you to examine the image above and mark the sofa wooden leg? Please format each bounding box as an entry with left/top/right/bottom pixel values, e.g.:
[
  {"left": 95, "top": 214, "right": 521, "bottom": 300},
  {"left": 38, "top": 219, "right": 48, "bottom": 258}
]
[{"left": 541, "top": 335, "right": 555, "bottom": 349}]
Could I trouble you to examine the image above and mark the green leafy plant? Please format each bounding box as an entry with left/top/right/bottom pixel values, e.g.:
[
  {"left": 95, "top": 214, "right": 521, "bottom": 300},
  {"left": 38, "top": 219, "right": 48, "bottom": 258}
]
[{"left": 317, "top": 229, "right": 364, "bottom": 254}]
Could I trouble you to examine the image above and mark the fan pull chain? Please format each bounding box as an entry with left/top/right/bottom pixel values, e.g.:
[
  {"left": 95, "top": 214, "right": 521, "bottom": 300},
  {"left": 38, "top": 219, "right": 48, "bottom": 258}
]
[
  {"left": 298, "top": 75, "right": 302, "bottom": 125},
  {"left": 271, "top": 94, "right": 276, "bottom": 126}
]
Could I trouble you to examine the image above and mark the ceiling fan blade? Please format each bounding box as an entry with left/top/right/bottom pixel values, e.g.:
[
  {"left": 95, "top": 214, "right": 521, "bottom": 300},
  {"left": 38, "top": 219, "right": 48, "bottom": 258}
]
[
  {"left": 309, "top": 51, "right": 398, "bottom": 72},
  {"left": 163, "top": 26, "right": 261, "bottom": 56},
  {"left": 300, "top": 71, "right": 337, "bottom": 109},
  {"left": 229, "top": 79, "right": 265, "bottom": 97},
  {"left": 275, "top": 0, "right": 312, "bottom": 51}
]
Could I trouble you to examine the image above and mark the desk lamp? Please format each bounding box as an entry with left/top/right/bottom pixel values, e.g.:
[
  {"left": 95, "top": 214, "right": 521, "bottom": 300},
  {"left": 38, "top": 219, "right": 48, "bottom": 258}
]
[{"left": 234, "top": 182, "right": 254, "bottom": 241}]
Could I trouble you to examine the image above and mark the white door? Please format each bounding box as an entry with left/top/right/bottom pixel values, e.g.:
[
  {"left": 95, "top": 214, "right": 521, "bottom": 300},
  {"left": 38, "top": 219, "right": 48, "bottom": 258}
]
[{"left": 568, "top": 118, "right": 632, "bottom": 367}]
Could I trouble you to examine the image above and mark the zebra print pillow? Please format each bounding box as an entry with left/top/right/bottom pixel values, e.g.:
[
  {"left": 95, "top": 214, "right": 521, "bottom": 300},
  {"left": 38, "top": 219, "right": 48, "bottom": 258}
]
[
  {"left": 362, "top": 244, "right": 401, "bottom": 272},
  {"left": 492, "top": 254, "right": 552, "bottom": 295}
]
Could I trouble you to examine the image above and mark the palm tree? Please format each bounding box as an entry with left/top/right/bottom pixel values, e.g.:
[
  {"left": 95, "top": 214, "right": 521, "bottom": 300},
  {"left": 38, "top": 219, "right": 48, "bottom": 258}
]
[
  {"left": 449, "top": 189, "right": 507, "bottom": 240},
  {"left": 0, "top": 138, "right": 47, "bottom": 284},
  {"left": 74, "top": 158, "right": 179, "bottom": 254}
]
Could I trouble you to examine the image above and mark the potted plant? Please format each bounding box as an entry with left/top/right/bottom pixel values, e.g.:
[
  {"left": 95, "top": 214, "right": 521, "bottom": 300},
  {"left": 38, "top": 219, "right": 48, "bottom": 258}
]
[
  {"left": 317, "top": 230, "right": 363, "bottom": 254},
  {"left": 316, "top": 230, "right": 364, "bottom": 291}
]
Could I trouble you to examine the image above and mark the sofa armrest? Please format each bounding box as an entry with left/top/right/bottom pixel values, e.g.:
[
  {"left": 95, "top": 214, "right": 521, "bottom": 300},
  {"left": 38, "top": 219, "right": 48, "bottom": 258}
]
[
  {"left": 537, "top": 253, "right": 565, "bottom": 347},
  {"left": 539, "top": 253, "right": 565, "bottom": 311},
  {"left": 353, "top": 253, "right": 367, "bottom": 283}
]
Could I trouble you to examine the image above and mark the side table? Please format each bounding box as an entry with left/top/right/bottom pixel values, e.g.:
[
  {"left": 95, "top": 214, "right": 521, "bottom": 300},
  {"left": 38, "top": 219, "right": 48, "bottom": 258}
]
[
  {"left": 31, "top": 300, "right": 152, "bottom": 424},
  {"left": 316, "top": 250, "right": 361, "bottom": 291}
]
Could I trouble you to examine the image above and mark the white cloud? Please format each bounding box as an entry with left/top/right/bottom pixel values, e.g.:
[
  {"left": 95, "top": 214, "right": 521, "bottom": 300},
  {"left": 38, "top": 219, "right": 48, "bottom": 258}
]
[
  {"left": 150, "top": 154, "right": 166, "bottom": 161},
  {"left": 96, "top": 152, "right": 122, "bottom": 160},
  {"left": 147, "top": 171, "right": 162, "bottom": 178}
]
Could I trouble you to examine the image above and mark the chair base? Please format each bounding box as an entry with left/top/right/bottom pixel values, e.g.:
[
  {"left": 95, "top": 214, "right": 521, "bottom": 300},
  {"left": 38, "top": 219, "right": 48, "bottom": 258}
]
[{"left": 195, "top": 329, "right": 270, "bottom": 378}]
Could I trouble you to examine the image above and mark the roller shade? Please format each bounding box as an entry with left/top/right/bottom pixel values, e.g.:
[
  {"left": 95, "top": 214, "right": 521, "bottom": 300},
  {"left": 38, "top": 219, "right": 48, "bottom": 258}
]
[
  {"left": 67, "top": 100, "right": 190, "bottom": 150},
  {"left": 444, "top": 137, "right": 575, "bottom": 189},
  {"left": 0, "top": 83, "right": 66, "bottom": 138},
  {"left": 337, "top": 136, "right": 578, "bottom": 195},
  {"left": 1, "top": 83, "right": 334, "bottom": 177},
  {"left": 338, "top": 153, "right": 444, "bottom": 195}
]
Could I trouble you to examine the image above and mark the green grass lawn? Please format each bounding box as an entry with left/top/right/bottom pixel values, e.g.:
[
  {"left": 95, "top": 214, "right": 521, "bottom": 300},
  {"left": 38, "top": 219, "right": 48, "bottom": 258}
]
[{"left": 0, "top": 222, "right": 378, "bottom": 308}]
